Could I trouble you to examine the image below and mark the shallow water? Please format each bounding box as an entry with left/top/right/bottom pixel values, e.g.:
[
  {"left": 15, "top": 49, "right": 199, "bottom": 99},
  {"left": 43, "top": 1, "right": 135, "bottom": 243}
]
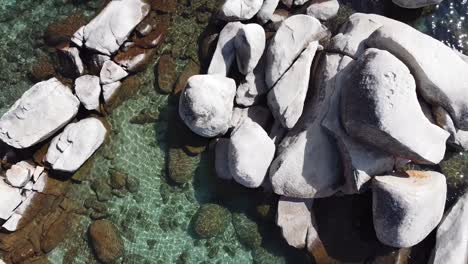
[{"left": 0, "top": 0, "right": 466, "bottom": 263}]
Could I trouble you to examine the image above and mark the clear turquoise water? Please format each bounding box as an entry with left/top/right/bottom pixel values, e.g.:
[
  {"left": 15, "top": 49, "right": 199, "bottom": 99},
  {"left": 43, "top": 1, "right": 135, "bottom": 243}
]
[{"left": 0, "top": 0, "right": 466, "bottom": 263}]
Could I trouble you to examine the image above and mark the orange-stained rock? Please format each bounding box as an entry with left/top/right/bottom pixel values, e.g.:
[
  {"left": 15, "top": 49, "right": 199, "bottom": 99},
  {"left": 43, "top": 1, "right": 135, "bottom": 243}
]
[
  {"left": 173, "top": 60, "right": 200, "bottom": 95},
  {"left": 89, "top": 220, "right": 124, "bottom": 264},
  {"left": 156, "top": 54, "right": 178, "bottom": 94},
  {"left": 148, "top": 0, "right": 177, "bottom": 13}
]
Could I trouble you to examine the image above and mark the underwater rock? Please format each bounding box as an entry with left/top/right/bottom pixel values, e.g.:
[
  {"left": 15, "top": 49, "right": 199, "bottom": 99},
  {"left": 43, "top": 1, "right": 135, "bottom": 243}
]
[
  {"left": 276, "top": 197, "right": 313, "bottom": 248},
  {"left": 392, "top": 0, "right": 444, "bottom": 9},
  {"left": 30, "top": 56, "right": 56, "bottom": 82},
  {"left": 109, "top": 170, "right": 128, "bottom": 190},
  {"left": 174, "top": 60, "right": 200, "bottom": 95},
  {"left": 267, "top": 41, "right": 318, "bottom": 129},
  {"left": 257, "top": 0, "right": 279, "bottom": 24},
  {"left": 129, "top": 109, "right": 159, "bottom": 125},
  {"left": 215, "top": 138, "right": 232, "bottom": 180},
  {"left": 235, "top": 23, "right": 265, "bottom": 75},
  {"left": 102, "top": 81, "right": 122, "bottom": 103},
  {"left": 168, "top": 148, "right": 199, "bottom": 184},
  {"left": 430, "top": 191, "right": 468, "bottom": 264},
  {"left": 266, "top": 15, "right": 326, "bottom": 88},
  {"left": 44, "top": 13, "right": 87, "bottom": 47},
  {"left": 235, "top": 56, "right": 268, "bottom": 106},
  {"left": 341, "top": 48, "right": 449, "bottom": 164},
  {"left": 179, "top": 74, "right": 236, "bottom": 137},
  {"left": 306, "top": 0, "right": 340, "bottom": 21},
  {"left": 46, "top": 118, "right": 107, "bottom": 172},
  {"left": 372, "top": 170, "right": 446, "bottom": 248},
  {"left": 228, "top": 119, "right": 275, "bottom": 188},
  {"left": 0, "top": 78, "right": 80, "bottom": 149},
  {"left": 157, "top": 54, "right": 178, "bottom": 94},
  {"left": 0, "top": 179, "right": 23, "bottom": 220},
  {"left": 41, "top": 212, "right": 73, "bottom": 253},
  {"left": 208, "top": 22, "right": 243, "bottom": 76},
  {"left": 5, "top": 161, "right": 35, "bottom": 188},
  {"left": 56, "top": 44, "right": 84, "bottom": 78},
  {"left": 74, "top": 75, "right": 101, "bottom": 111},
  {"left": 100, "top": 60, "right": 128, "bottom": 85},
  {"left": 193, "top": 204, "right": 230, "bottom": 238},
  {"left": 77, "top": 0, "right": 150, "bottom": 55},
  {"left": 218, "top": 0, "right": 263, "bottom": 21},
  {"left": 232, "top": 213, "right": 262, "bottom": 249},
  {"left": 367, "top": 22, "right": 468, "bottom": 130},
  {"left": 433, "top": 106, "right": 468, "bottom": 151},
  {"left": 89, "top": 220, "right": 124, "bottom": 264}
]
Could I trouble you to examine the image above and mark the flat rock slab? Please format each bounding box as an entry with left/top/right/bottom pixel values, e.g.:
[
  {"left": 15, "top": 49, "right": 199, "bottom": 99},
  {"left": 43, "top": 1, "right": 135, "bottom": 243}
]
[
  {"left": 215, "top": 138, "right": 232, "bottom": 180},
  {"left": 46, "top": 118, "right": 107, "bottom": 172},
  {"left": 306, "top": 0, "right": 339, "bottom": 21},
  {"left": 179, "top": 75, "right": 236, "bottom": 137},
  {"left": 372, "top": 170, "right": 446, "bottom": 248},
  {"left": 5, "top": 161, "right": 35, "bottom": 188},
  {"left": 78, "top": 0, "right": 150, "bottom": 55},
  {"left": 367, "top": 22, "right": 468, "bottom": 130},
  {"left": 430, "top": 191, "right": 468, "bottom": 264},
  {"left": 0, "top": 78, "right": 80, "bottom": 149},
  {"left": 341, "top": 48, "right": 449, "bottom": 164}
]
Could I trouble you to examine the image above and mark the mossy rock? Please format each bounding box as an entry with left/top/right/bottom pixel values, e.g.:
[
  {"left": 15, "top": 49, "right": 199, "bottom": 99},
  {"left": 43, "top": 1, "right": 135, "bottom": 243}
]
[
  {"left": 193, "top": 204, "right": 230, "bottom": 238},
  {"left": 232, "top": 213, "right": 262, "bottom": 250},
  {"left": 252, "top": 248, "right": 286, "bottom": 264},
  {"left": 168, "top": 147, "right": 199, "bottom": 184},
  {"left": 440, "top": 152, "right": 468, "bottom": 190},
  {"left": 109, "top": 169, "right": 128, "bottom": 189}
]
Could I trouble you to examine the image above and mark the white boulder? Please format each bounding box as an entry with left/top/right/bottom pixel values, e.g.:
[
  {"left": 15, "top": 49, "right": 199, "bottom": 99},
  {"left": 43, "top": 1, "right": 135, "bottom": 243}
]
[
  {"left": 0, "top": 78, "right": 80, "bottom": 149},
  {"left": 179, "top": 75, "right": 236, "bottom": 137},
  {"left": 257, "top": 0, "right": 280, "bottom": 24},
  {"left": 266, "top": 15, "right": 326, "bottom": 88},
  {"left": 306, "top": 0, "right": 339, "bottom": 21},
  {"left": 46, "top": 118, "right": 107, "bottom": 172},
  {"left": 372, "top": 170, "right": 446, "bottom": 248},
  {"left": 341, "top": 48, "right": 449, "bottom": 164},
  {"left": 77, "top": 0, "right": 150, "bottom": 55},
  {"left": 75, "top": 75, "right": 101, "bottom": 111},
  {"left": 277, "top": 197, "right": 313, "bottom": 248},
  {"left": 267, "top": 41, "right": 318, "bottom": 129},
  {"left": 100, "top": 60, "right": 128, "bottom": 85},
  {"left": 218, "top": 0, "right": 263, "bottom": 21},
  {"left": 5, "top": 161, "right": 35, "bottom": 188},
  {"left": 208, "top": 22, "right": 243, "bottom": 76},
  {"left": 0, "top": 180, "right": 22, "bottom": 220},
  {"left": 235, "top": 23, "right": 266, "bottom": 75},
  {"left": 228, "top": 119, "right": 275, "bottom": 188}
]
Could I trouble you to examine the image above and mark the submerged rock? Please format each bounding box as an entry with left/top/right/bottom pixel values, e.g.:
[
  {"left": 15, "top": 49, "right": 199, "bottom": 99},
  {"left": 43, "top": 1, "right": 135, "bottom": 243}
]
[
  {"left": 75, "top": 75, "right": 101, "bottom": 111},
  {"left": 266, "top": 15, "right": 325, "bottom": 88},
  {"left": 430, "top": 191, "right": 468, "bottom": 264},
  {"left": 193, "top": 204, "right": 230, "bottom": 238},
  {"left": 228, "top": 119, "right": 275, "bottom": 188},
  {"left": 306, "top": 0, "right": 339, "bottom": 21},
  {"left": 77, "top": 0, "right": 150, "bottom": 55},
  {"left": 46, "top": 118, "right": 107, "bottom": 172},
  {"left": 341, "top": 48, "right": 449, "bottom": 164},
  {"left": 267, "top": 41, "right": 318, "bottom": 129},
  {"left": 235, "top": 23, "right": 266, "bottom": 75},
  {"left": 372, "top": 170, "right": 446, "bottom": 248},
  {"left": 208, "top": 22, "right": 243, "bottom": 76},
  {"left": 215, "top": 138, "right": 232, "bottom": 180},
  {"left": 392, "top": 0, "right": 444, "bottom": 9},
  {"left": 100, "top": 60, "right": 128, "bottom": 85},
  {"left": 89, "top": 220, "right": 124, "bottom": 264},
  {"left": 232, "top": 213, "right": 262, "bottom": 249},
  {"left": 218, "top": 0, "right": 263, "bottom": 21},
  {"left": 179, "top": 75, "right": 236, "bottom": 137},
  {"left": 367, "top": 22, "right": 468, "bottom": 130},
  {"left": 0, "top": 78, "right": 80, "bottom": 149}
]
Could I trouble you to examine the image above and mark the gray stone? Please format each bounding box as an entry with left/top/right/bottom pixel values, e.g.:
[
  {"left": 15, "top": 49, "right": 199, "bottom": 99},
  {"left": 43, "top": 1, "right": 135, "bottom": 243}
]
[
  {"left": 392, "top": 0, "right": 444, "bottom": 9},
  {"left": 266, "top": 15, "right": 326, "bottom": 88},
  {"left": 0, "top": 78, "right": 80, "bottom": 149},
  {"left": 0, "top": 180, "right": 22, "bottom": 220},
  {"left": 367, "top": 22, "right": 468, "bottom": 130},
  {"left": 57, "top": 45, "right": 84, "bottom": 77},
  {"left": 430, "top": 191, "right": 468, "bottom": 264},
  {"left": 208, "top": 22, "right": 243, "bottom": 76},
  {"left": 341, "top": 48, "right": 449, "bottom": 164},
  {"left": 46, "top": 118, "right": 107, "bottom": 172},
  {"left": 179, "top": 75, "right": 236, "bottom": 137},
  {"left": 235, "top": 23, "right": 265, "bottom": 75},
  {"left": 306, "top": 0, "right": 339, "bottom": 21},
  {"left": 267, "top": 42, "right": 318, "bottom": 129},
  {"left": 228, "top": 119, "right": 275, "bottom": 188},
  {"left": 372, "top": 170, "right": 446, "bottom": 248},
  {"left": 218, "top": 0, "right": 263, "bottom": 21},
  {"left": 77, "top": 0, "right": 150, "bottom": 55},
  {"left": 75, "top": 75, "right": 101, "bottom": 111}
]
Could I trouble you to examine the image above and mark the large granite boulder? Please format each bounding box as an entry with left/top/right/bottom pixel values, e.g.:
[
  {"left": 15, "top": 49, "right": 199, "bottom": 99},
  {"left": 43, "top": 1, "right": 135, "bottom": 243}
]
[
  {"left": 267, "top": 41, "right": 318, "bottom": 129},
  {"left": 266, "top": 15, "right": 326, "bottom": 88},
  {"left": 228, "top": 119, "right": 275, "bottom": 188},
  {"left": 367, "top": 22, "right": 468, "bottom": 130},
  {"left": 235, "top": 23, "right": 265, "bottom": 75},
  {"left": 179, "top": 75, "right": 236, "bottom": 137},
  {"left": 341, "top": 48, "right": 449, "bottom": 164},
  {"left": 372, "top": 170, "right": 446, "bottom": 248},
  {"left": 76, "top": 0, "right": 150, "bottom": 55},
  {"left": 392, "top": 0, "right": 444, "bottom": 8},
  {"left": 46, "top": 118, "right": 107, "bottom": 172},
  {"left": 218, "top": 0, "right": 263, "bottom": 21},
  {"left": 208, "top": 22, "right": 243, "bottom": 76},
  {"left": 0, "top": 78, "right": 80, "bottom": 149},
  {"left": 269, "top": 53, "right": 344, "bottom": 199},
  {"left": 215, "top": 138, "right": 232, "bottom": 180},
  {"left": 430, "top": 191, "right": 468, "bottom": 264}
]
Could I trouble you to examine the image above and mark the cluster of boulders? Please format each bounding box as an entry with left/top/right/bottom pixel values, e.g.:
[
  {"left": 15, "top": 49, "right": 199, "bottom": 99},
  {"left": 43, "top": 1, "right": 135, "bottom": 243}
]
[
  {"left": 0, "top": 0, "right": 163, "bottom": 238},
  {"left": 179, "top": 0, "right": 466, "bottom": 261}
]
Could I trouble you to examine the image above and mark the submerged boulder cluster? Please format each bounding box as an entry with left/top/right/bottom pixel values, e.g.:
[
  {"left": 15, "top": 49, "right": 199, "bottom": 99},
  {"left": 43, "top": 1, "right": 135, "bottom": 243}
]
[
  {"left": 0, "top": 0, "right": 168, "bottom": 262},
  {"left": 178, "top": 0, "right": 468, "bottom": 261}
]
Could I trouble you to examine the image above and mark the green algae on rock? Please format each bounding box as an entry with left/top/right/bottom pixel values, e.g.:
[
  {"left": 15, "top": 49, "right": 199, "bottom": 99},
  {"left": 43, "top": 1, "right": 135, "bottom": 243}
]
[
  {"left": 193, "top": 203, "right": 230, "bottom": 238},
  {"left": 232, "top": 213, "right": 263, "bottom": 250},
  {"left": 89, "top": 220, "right": 125, "bottom": 264},
  {"left": 168, "top": 147, "right": 200, "bottom": 184}
]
